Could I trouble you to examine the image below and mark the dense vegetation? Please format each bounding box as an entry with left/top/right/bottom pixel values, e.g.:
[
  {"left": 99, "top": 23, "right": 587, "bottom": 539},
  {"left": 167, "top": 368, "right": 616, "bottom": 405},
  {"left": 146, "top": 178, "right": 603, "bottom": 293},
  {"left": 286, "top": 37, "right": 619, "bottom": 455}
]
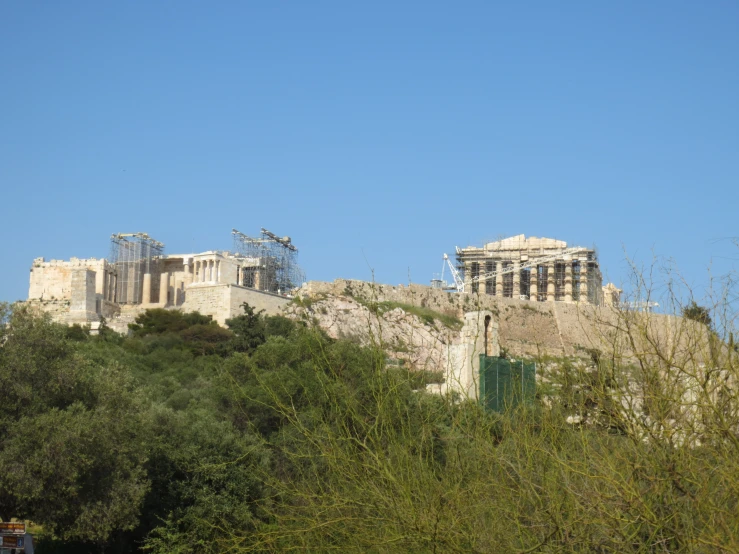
[{"left": 1, "top": 294, "right": 738, "bottom": 553}]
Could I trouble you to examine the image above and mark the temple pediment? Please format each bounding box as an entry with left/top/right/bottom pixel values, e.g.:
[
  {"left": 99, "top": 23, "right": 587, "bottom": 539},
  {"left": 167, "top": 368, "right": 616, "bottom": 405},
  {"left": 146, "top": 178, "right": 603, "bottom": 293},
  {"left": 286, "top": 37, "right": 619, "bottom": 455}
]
[{"left": 484, "top": 235, "right": 567, "bottom": 252}]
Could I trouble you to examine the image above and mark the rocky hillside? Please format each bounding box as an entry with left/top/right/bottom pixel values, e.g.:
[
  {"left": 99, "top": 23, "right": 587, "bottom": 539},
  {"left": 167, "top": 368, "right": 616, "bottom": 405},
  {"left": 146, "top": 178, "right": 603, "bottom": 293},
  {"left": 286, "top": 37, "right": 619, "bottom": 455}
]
[
  {"left": 283, "top": 293, "right": 468, "bottom": 374},
  {"left": 288, "top": 280, "right": 713, "bottom": 371}
]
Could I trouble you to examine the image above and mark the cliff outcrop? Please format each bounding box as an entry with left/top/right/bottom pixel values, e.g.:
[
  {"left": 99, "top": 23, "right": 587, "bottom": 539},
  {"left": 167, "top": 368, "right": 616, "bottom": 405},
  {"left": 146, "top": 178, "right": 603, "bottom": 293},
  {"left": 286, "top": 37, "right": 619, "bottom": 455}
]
[{"left": 291, "top": 280, "right": 713, "bottom": 370}]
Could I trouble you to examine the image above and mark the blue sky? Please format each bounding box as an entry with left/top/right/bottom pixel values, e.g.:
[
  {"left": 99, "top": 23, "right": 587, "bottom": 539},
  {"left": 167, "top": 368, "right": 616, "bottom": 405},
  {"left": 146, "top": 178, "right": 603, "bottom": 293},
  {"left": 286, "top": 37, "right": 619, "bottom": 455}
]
[{"left": 1, "top": 2, "right": 737, "bottom": 306}]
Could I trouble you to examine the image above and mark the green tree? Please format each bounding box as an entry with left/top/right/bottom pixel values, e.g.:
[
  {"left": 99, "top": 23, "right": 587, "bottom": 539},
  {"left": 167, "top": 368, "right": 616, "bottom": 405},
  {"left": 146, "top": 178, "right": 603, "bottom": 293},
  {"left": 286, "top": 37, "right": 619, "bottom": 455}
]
[
  {"left": 225, "top": 303, "right": 267, "bottom": 354},
  {"left": 143, "top": 407, "right": 270, "bottom": 554},
  {"left": 0, "top": 306, "right": 149, "bottom": 544},
  {"left": 682, "top": 300, "right": 712, "bottom": 327},
  {"left": 128, "top": 309, "right": 213, "bottom": 337},
  {"left": 179, "top": 324, "right": 233, "bottom": 356}
]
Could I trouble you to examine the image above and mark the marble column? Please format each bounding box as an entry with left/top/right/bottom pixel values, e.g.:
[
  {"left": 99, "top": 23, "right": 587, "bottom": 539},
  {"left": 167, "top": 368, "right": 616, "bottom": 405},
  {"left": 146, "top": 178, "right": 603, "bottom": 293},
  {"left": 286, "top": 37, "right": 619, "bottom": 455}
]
[
  {"left": 127, "top": 267, "right": 136, "bottom": 303},
  {"left": 512, "top": 261, "right": 520, "bottom": 299},
  {"left": 174, "top": 278, "right": 183, "bottom": 305},
  {"left": 547, "top": 262, "right": 555, "bottom": 302},
  {"left": 495, "top": 261, "right": 503, "bottom": 298},
  {"left": 142, "top": 273, "right": 152, "bottom": 304},
  {"left": 159, "top": 273, "right": 169, "bottom": 306},
  {"left": 95, "top": 270, "right": 105, "bottom": 299},
  {"left": 106, "top": 272, "right": 113, "bottom": 301},
  {"left": 463, "top": 262, "right": 472, "bottom": 293},
  {"left": 580, "top": 262, "right": 589, "bottom": 304},
  {"left": 565, "top": 262, "right": 573, "bottom": 302},
  {"left": 530, "top": 265, "right": 538, "bottom": 302},
  {"left": 184, "top": 259, "right": 193, "bottom": 286},
  {"left": 101, "top": 271, "right": 108, "bottom": 302}
]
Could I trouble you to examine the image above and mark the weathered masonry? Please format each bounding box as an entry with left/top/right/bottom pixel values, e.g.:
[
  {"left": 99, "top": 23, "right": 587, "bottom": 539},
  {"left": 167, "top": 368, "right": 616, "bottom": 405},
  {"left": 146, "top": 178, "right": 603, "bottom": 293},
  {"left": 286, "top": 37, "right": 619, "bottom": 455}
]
[
  {"left": 27, "top": 229, "right": 304, "bottom": 330},
  {"left": 457, "top": 234, "right": 604, "bottom": 304}
]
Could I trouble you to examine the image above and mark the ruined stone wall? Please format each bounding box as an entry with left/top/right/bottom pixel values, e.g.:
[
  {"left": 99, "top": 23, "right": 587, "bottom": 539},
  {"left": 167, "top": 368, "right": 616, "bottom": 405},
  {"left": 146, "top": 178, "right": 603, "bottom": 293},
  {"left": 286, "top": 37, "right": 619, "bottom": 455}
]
[
  {"left": 182, "top": 284, "right": 231, "bottom": 324},
  {"left": 299, "top": 279, "right": 707, "bottom": 363},
  {"left": 25, "top": 299, "right": 70, "bottom": 320},
  {"left": 219, "top": 257, "right": 240, "bottom": 285},
  {"left": 29, "top": 258, "right": 117, "bottom": 323},
  {"left": 229, "top": 286, "right": 290, "bottom": 320},
  {"left": 301, "top": 279, "right": 599, "bottom": 357},
  {"left": 427, "top": 310, "right": 499, "bottom": 399},
  {"left": 182, "top": 284, "right": 290, "bottom": 325},
  {"left": 60, "top": 269, "right": 98, "bottom": 325},
  {"left": 29, "top": 259, "right": 76, "bottom": 301},
  {"left": 29, "top": 257, "right": 112, "bottom": 300},
  {"left": 100, "top": 300, "right": 121, "bottom": 319},
  {"left": 69, "top": 269, "right": 95, "bottom": 313}
]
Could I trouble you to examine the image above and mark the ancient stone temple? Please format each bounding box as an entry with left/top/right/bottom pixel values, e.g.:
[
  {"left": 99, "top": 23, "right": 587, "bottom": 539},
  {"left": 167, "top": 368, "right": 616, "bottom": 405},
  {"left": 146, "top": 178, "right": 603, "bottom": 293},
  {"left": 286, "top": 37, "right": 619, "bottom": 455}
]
[
  {"left": 27, "top": 230, "right": 304, "bottom": 330},
  {"left": 456, "top": 234, "right": 604, "bottom": 304}
]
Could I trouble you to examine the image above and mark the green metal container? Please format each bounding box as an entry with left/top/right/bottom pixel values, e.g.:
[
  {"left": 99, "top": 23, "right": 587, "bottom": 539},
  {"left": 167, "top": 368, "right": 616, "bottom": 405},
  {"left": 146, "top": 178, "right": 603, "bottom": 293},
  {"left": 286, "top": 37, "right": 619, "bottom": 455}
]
[{"left": 479, "top": 355, "right": 536, "bottom": 412}]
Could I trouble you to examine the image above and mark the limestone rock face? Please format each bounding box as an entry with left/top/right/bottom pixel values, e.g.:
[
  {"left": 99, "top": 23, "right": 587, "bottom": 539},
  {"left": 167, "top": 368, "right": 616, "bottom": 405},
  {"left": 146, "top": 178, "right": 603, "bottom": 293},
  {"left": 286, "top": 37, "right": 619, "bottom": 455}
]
[
  {"left": 289, "top": 280, "right": 717, "bottom": 373},
  {"left": 284, "top": 293, "right": 498, "bottom": 398},
  {"left": 284, "top": 296, "right": 459, "bottom": 372}
]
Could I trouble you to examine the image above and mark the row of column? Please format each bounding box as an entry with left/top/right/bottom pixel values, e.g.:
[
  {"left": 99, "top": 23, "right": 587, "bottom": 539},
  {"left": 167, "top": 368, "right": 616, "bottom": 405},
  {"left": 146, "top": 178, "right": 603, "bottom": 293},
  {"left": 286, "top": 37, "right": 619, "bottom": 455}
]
[
  {"left": 158, "top": 273, "right": 186, "bottom": 306},
  {"left": 140, "top": 272, "right": 185, "bottom": 306},
  {"left": 184, "top": 259, "right": 221, "bottom": 284},
  {"left": 102, "top": 270, "right": 117, "bottom": 302},
  {"left": 140, "top": 259, "right": 223, "bottom": 307},
  {"left": 481, "top": 260, "right": 589, "bottom": 303},
  {"left": 94, "top": 268, "right": 117, "bottom": 303}
]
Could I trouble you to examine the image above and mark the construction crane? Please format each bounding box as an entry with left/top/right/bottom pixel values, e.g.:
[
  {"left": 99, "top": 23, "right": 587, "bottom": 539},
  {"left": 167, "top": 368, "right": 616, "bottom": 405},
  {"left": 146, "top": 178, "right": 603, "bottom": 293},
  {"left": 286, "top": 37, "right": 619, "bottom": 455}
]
[
  {"left": 439, "top": 246, "right": 590, "bottom": 293},
  {"left": 435, "top": 253, "right": 464, "bottom": 292}
]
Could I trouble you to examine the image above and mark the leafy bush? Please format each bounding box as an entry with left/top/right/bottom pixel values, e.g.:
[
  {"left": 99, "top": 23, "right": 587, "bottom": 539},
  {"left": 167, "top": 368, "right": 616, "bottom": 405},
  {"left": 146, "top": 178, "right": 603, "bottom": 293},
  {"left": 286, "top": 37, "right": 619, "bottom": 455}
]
[
  {"left": 5, "top": 255, "right": 739, "bottom": 554},
  {"left": 128, "top": 308, "right": 213, "bottom": 337}
]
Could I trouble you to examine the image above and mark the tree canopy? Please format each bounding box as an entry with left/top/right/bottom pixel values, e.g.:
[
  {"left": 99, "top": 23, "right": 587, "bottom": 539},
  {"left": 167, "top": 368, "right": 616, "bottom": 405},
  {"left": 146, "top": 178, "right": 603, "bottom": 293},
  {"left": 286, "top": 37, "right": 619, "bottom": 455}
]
[
  {"left": 682, "top": 300, "right": 713, "bottom": 327},
  {"left": 0, "top": 297, "right": 738, "bottom": 553}
]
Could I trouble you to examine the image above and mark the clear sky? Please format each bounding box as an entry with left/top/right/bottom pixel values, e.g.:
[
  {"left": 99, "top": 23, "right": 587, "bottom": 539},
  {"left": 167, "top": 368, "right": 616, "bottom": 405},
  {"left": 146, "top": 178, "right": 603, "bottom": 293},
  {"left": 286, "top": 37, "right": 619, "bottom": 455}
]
[{"left": 1, "top": 2, "right": 737, "bottom": 306}]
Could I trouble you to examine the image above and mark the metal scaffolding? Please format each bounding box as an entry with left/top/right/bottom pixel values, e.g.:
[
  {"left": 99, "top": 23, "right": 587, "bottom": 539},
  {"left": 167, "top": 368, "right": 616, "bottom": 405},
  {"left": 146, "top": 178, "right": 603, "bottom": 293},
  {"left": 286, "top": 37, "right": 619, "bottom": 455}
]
[
  {"left": 231, "top": 228, "right": 305, "bottom": 294},
  {"left": 536, "top": 265, "right": 549, "bottom": 301},
  {"left": 109, "top": 233, "right": 164, "bottom": 304}
]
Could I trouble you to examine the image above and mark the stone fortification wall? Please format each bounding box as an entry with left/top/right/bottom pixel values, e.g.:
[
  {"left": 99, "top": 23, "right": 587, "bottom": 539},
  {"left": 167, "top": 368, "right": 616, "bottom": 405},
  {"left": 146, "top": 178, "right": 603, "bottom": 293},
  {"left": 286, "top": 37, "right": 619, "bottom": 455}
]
[
  {"left": 182, "top": 284, "right": 231, "bottom": 324},
  {"left": 26, "top": 255, "right": 289, "bottom": 333},
  {"left": 103, "top": 285, "right": 289, "bottom": 334},
  {"left": 300, "top": 279, "right": 581, "bottom": 357},
  {"left": 30, "top": 258, "right": 88, "bottom": 301},
  {"left": 25, "top": 299, "right": 70, "bottom": 320},
  {"left": 183, "top": 284, "right": 290, "bottom": 325},
  {"left": 29, "top": 257, "right": 111, "bottom": 300},
  {"left": 299, "top": 279, "right": 709, "bottom": 364},
  {"left": 229, "top": 285, "right": 290, "bottom": 319},
  {"left": 29, "top": 257, "right": 118, "bottom": 321},
  {"left": 68, "top": 269, "right": 96, "bottom": 319}
]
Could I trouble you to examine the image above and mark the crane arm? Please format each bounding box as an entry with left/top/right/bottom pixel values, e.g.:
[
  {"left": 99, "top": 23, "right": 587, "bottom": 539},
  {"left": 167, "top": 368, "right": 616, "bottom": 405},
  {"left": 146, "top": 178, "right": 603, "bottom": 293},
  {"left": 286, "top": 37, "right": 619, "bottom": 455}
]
[{"left": 443, "top": 253, "right": 465, "bottom": 293}]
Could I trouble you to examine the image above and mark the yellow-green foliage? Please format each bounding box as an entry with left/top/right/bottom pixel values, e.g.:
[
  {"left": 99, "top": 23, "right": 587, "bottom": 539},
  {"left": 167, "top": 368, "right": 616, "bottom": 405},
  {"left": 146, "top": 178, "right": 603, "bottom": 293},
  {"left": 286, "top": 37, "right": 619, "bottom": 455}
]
[{"left": 3, "top": 260, "right": 739, "bottom": 554}]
